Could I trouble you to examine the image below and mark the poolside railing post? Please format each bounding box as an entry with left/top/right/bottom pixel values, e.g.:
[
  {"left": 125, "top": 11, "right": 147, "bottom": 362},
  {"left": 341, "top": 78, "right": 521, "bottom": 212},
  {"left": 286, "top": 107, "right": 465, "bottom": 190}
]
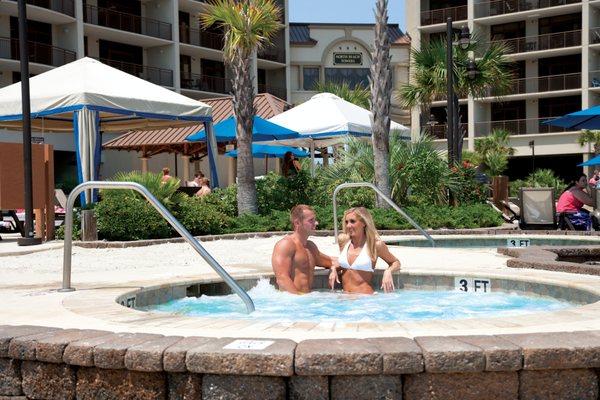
[
  {"left": 59, "top": 181, "right": 255, "bottom": 313},
  {"left": 332, "top": 182, "right": 435, "bottom": 247}
]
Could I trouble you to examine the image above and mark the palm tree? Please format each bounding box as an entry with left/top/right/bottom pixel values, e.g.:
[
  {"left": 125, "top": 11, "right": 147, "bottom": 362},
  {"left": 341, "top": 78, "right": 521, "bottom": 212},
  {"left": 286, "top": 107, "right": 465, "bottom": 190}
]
[
  {"left": 577, "top": 130, "right": 600, "bottom": 156},
  {"left": 201, "top": 0, "right": 282, "bottom": 215},
  {"left": 398, "top": 36, "right": 514, "bottom": 165},
  {"left": 369, "top": 0, "right": 393, "bottom": 208},
  {"left": 473, "top": 129, "right": 514, "bottom": 177},
  {"left": 313, "top": 81, "right": 370, "bottom": 109}
]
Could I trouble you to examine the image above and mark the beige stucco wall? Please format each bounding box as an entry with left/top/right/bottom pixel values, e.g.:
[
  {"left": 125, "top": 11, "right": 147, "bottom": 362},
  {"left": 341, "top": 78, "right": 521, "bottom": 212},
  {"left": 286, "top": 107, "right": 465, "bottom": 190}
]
[{"left": 290, "top": 24, "right": 410, "bottom": 125}]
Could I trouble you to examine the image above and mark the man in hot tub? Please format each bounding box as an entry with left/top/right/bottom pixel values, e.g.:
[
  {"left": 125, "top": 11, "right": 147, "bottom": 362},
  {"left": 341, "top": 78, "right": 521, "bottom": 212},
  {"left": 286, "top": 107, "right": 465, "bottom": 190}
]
[{"left": 272, "top": 204, "right": 339, "bottom": 294}]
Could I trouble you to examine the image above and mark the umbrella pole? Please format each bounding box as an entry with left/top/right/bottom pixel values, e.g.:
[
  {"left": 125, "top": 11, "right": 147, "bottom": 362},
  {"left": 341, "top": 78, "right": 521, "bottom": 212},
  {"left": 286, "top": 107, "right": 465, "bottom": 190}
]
[
  {"left": 265, "top": 156, "right": 268, "bottom": 175},
  {"left": 310, "top": 140, "right": 315, "bottom": 177}
]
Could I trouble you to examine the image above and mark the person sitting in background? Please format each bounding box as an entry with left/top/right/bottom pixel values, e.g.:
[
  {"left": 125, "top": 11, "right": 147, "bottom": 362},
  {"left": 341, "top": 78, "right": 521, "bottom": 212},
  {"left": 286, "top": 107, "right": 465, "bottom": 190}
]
[
  {"left": 589, "top": 169, "right": 600, "bottom": 189},
  {"left": 195, "top": 177, "right": 211, "bottom": 197},
  {"left": 557, "top": 174, "right": 594, "bottom": 231},
  {"left": 188, "top": 171, "right": 204, "bottom": 187},
  {"left": 282, "top": 151, "right": 301, "bottom": 177},
  {"left": 161, "top": 167, "right": 173, "bottom": 183}
]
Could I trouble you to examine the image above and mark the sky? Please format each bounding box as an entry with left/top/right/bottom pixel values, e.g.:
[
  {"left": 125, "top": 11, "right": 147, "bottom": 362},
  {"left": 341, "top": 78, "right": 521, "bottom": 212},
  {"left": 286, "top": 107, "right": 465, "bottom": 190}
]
[{"left": 289, "top": 0, "right": 406, "bottom": 30}]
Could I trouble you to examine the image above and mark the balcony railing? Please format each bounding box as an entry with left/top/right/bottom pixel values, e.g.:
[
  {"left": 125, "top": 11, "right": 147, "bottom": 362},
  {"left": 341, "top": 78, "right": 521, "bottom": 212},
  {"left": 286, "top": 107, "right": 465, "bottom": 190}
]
[
  {"left": 257, "top": 83, "right": 287, "bottom": 99},
  {"left": 7, "top": 0, "right": 75, "bottom": 17},
  {"left": 487, "top": 72, "right": 581, "bottom": 96},
  {"left": 0, "top": 37, "right": 76, "bottom": 67},
  {"left": 590, "top": 27, "right": 600, "bottom": 45},
  {"left": 421, "top": 4, "right": 467, "bottom": 26},
  {"left": 258, "top": 49, "right": 285, "bottom": 64},
  {"left": 84, "top": 5, "right": 172, "bottom": 40},
  {"left": 589, "top": 70, "right": 600, "bottom": 88},
  {"left": 98, "top": 58, "right": 173, "bottom": 86},
  {"left": 428, "top": 123, "right": 468, "bottom": 139},
  {"left": 475, "top": 0, "right": 581, "bottom": 18},
  {"left": 181, "top": 73, "right": 230, "bottom": 94},
  {"left": 490, "top": 30, "right": 581, "bottom": 55},
  {"left": 475, "top": 117, "right": 569, "bottom": 136},
  {"left": 179, "top": 27, "right": 224, "bottom": 50}
]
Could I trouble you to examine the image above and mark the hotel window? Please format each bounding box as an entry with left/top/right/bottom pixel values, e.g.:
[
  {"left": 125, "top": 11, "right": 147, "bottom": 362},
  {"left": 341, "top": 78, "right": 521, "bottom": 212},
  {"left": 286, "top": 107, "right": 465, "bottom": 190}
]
[
  {"left": 324, "top": 68, "right": 370, "bottom": 89},
  {"left": 303, "top": 67, "right": 319, "bottom": 90}
]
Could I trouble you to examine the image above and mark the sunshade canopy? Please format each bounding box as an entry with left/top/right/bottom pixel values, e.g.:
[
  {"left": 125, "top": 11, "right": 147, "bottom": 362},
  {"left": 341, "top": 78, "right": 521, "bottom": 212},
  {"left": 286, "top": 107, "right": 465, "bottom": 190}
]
[
  {"left": 0, "top": 57, "right": 212, "bottom": 132},
  {"left": 544, "top": 105, "right": 600, "bottom": 131},
  {"left": 225, "top": 144, "right": 309, "bottom": 159},
  {"left": 0, "top": 57, "right": 217, "bottom": 202},
  {"left": 186, "top": 115, "right": 299, "bottom": 142},
  {"left": 579, "top": 154, "right": 600, "bottom": 167},
  {"left": 267, "top": 92, "right": 409, "bottom": 147}
]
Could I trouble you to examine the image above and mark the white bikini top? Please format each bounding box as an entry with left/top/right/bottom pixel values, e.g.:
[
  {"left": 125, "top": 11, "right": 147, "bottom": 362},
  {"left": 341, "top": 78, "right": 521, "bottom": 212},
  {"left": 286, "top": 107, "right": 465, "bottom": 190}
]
[{"left": 339, "top": 241, "right": 373, "bottom": 272}]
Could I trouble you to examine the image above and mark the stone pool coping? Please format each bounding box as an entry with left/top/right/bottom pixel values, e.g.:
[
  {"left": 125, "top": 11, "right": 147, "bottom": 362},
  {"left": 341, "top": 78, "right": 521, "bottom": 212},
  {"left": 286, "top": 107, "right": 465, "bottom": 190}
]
[
  {"left": 2, "top": 324, "right": 600, "bottom": 399},
  {"left": 500, "top": 246, "right": 600, "bottom": 275}
]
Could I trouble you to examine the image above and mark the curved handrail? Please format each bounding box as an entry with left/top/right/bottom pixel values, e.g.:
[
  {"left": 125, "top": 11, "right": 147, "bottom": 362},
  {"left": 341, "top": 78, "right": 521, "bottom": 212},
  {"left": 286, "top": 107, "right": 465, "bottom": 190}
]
[
  {"left": 60, "top": 181, "right": 255, "bottom": 313},
  {"left": 332, "top": 182, "right": 435, "bottom": 247}
]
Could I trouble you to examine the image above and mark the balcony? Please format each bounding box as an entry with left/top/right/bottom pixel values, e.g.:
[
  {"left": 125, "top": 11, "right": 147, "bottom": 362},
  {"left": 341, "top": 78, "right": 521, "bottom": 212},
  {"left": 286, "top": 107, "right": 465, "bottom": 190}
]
[
  {"left": 84, "top": 5, "right": 172, "bottom": 41},
  {"left": 98, "top": 58, "right": 173, "bottom": 86},
  {"left": 179, "top": 27, "right": 224, "bottom": 50},
  {"left": 475, "top": 0, "right": 581, "bottom": 19},
  {"left": 589, "top": 70, "right": 600, "bottom": 88},
  {"left": 428, "top": 123, "right": 468, "bottom": 139},
  {"left": 181, "top": 73, "right": 230, "bottom": 94},
  {"left": 590, "top": 27, "right": 600, "bottom": 45},
  {"left": 257, "top": 83, "right": 286, "bottom": 99},
  {"left": 474, "top": 117, "right": 569, "bottom": 136},
  {"left": 0, "top": 37, "right": 76, "bottom": 67},
  {"left": 258, "top": 49, "right": 285, "bottom": 64},
  {"left": 420, "top": 4, "right": 467, "bottom": 26},
  {"left": 6, "top": 0, "right": 75, "bottom": 17},
  {"left": 489, "top": 30, "right": 581, "bottom": 55},
  {"left": 487, "top": 72, "right": 581, "bottom": 96}
]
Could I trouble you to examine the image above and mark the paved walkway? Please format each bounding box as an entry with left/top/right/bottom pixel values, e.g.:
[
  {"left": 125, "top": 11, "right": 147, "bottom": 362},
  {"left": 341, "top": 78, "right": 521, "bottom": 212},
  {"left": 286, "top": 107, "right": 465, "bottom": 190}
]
[{"left": 2, "top": 234, "right": 600, "bottom": 341}]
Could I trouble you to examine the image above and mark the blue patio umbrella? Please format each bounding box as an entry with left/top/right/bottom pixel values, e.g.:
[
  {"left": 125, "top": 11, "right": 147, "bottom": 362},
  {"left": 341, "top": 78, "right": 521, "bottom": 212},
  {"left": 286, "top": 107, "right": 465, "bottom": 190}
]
[
  {"left": 225, "top": 144, "right": 309, "bottom": 159},
  {"left": 544, "top": 105, "right": 600, "bottom": 130},
  {"left": 187, "top": 115, "right": 299, "bottom": 142},
  {"left": 579, "top": 154, "right": 600, "bottom": 167}
]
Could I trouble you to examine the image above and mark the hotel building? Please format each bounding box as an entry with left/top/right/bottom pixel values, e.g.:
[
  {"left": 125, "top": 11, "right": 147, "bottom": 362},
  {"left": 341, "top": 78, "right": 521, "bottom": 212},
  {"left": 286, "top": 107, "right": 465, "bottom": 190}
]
[{"left": 406, "top": 0, "right": 598, "bottom": 178}]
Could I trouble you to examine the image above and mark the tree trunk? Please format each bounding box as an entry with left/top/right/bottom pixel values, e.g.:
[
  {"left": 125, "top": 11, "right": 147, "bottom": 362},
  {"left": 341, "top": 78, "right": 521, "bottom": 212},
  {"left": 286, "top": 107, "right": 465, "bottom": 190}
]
[
  {"left": 231, "top": 52, "right": 258, "bottom": 215},
  {"left": 370, "top": 0, "right": 392, "bottom": 208}
]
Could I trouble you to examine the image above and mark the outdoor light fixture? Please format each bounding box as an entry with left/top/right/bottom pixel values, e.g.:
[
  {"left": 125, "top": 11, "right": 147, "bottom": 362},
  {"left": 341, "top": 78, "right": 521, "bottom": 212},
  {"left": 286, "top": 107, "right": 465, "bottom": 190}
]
[
  {"left": 457, "top": 26, "right": 472, "bottom": 50},
  {"left": 446, "top": 18, "right": 478, "bottom": 172},
  {"left": 466, "top": 59, "right": 479, "bottom": 80}
]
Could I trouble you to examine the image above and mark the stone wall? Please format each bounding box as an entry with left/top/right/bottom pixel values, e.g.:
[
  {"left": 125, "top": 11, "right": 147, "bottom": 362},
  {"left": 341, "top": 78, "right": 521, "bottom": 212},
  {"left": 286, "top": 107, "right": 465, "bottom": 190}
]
[{"left": 2, "top": 325, "right": 600, "bottom": 399}]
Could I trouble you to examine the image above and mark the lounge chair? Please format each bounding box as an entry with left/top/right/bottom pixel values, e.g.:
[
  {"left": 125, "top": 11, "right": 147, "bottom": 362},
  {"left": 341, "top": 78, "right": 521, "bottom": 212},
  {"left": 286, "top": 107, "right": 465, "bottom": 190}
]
[{"left": 518, "top": 188, "right": 557, "bottom": 230}]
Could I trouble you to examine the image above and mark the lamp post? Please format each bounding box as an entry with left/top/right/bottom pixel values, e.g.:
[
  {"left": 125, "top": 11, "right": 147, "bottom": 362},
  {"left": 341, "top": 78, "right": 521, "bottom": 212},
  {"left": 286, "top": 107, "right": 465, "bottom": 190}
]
[
  {"left": 17, "top": 0, "right": 41, "bottom": 246},
  {"left": 446, "top": 18, "right": 474, "bottom": 167},
  {"left": 529, "top": 140, "right": 535, "bottom": 173}
]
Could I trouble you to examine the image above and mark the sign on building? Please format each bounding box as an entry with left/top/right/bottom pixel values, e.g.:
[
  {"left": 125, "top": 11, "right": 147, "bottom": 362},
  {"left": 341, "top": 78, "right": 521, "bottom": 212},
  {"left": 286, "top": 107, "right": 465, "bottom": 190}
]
[{"left": 333, "top": 52, "right": 363, "bottom": 65}]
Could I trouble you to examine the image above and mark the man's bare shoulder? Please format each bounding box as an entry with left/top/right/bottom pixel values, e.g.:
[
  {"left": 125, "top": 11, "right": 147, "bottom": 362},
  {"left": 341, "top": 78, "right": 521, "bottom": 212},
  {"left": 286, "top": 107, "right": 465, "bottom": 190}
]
[
  {"left": 306, "top": 239, "right": 321, "bottom": 252},
  {"left": 273, "top": 235, "right": 297, "bottom": 254}
]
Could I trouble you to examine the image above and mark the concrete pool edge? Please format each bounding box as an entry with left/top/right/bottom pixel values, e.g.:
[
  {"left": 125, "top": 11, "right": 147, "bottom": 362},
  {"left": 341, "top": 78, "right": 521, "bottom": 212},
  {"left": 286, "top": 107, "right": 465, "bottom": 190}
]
[{"left": 2, "top": 324, "right": 600, "bottom": 399}]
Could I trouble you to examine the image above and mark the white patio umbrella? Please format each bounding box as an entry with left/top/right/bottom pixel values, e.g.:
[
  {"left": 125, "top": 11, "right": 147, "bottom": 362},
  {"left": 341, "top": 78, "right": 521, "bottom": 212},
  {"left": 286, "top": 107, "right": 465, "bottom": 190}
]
[
  {"left": 267, "top": 93, "right": 409, "bottom": 174},
  {"left": 0, "top": 57, "right": 217, "bottom": 204}
]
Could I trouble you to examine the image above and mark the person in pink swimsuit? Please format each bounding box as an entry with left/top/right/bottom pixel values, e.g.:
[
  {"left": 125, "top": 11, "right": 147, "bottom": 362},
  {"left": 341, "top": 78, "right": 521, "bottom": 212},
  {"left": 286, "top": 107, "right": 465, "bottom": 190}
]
[{"left": 557, "top": 174, "right": 594, "bottom": 230}]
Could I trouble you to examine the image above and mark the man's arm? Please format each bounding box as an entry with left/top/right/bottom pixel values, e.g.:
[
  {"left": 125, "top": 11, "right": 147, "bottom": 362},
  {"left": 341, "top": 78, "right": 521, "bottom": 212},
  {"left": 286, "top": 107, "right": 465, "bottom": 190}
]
[
  {"left": 307, "top": 241, "right": 337, "bottom": 269},
  {"left": 272, "top": 239, "right": 299, "bottom": 294}
]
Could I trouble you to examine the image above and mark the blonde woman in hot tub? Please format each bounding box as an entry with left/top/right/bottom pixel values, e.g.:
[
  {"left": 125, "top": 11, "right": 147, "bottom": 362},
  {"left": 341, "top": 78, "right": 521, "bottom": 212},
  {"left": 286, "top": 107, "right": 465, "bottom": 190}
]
[{"left": 329, "top": 207, "right": 401, "bottom": 294}]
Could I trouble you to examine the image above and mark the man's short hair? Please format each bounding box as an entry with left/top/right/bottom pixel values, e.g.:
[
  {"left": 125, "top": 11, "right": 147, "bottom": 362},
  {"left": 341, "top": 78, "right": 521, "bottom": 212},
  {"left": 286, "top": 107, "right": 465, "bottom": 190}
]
[{"left": 290, "top": 204, "right": 315, "bottom": 225}]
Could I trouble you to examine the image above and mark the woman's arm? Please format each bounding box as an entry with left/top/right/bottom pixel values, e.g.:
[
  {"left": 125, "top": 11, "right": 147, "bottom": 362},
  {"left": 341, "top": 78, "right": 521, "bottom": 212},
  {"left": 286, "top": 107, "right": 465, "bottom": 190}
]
[
  {"left": 376, "top": 241, "right": 401, "bottom": 293},
  {"left": 572, "top": 188, "right": 594, "bottom": 207}
]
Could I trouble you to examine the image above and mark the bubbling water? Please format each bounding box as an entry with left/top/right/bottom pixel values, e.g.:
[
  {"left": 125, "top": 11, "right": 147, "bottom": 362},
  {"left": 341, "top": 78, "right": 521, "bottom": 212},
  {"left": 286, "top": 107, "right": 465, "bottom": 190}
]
[{"left": 143, "top": 279, "right": 572, "bottom": 322}]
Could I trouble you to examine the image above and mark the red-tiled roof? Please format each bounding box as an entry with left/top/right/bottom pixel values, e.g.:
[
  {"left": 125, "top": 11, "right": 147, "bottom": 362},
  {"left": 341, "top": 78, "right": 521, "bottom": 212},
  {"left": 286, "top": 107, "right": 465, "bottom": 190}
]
[{"left": 103, "top": 93, "right": 290, "bottom": 154}]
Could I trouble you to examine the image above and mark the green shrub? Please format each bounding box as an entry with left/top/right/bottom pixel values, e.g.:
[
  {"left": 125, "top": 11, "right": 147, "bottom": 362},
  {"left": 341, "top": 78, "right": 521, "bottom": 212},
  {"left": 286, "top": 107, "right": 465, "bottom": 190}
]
[
  {"left": 178, "top": 196, "right": 233, "bottom": 235},
  {"left": 95, "top": 194, "right": 172, "bottom": 241},
  {"left": 226, "top": 210, "right": 291, "bottom": 233},
  {"left": 199, "top": 185, "right": 238, "bottom": 217},
  {"left": 450, "top": 163, "right": 489, "bottom": 205},
  {"left": 256, "top": 171, "right": 313, "bottom": 213},
  {"left": 55, "top": 209, "right": 81, "bottom": 240},
  {"left": 509, "top": 169, "right": 566, "bottom": 199}
]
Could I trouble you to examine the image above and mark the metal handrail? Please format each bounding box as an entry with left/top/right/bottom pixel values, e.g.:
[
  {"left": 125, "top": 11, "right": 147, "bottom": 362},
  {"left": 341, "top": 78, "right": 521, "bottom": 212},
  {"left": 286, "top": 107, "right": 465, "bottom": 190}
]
[
  {"left": 60, "top": 181, "right": 255, "bottom": 313},
  {"left": 332, "top": 182, "right": 435, "bottom": 247}
]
